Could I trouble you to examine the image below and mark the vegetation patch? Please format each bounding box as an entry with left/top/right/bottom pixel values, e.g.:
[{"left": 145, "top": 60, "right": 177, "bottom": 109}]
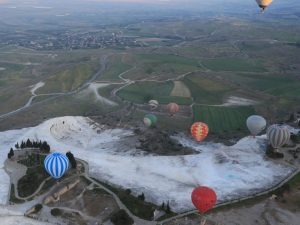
[
  {"left": 184, "top": 74, "right": 235, "bottom": 104},
  {"left": 202, "top": 58, "right": 266, "bottom": 72},
  {"left": 91, "top": 178, "right": 157, "bottom": 220},
  {"left": 193, "top": 105, "right": 255, "bottom": 134},
  {"left": 17, "top": 165, "right": 50, "bottom": 198},
  {"left": 39, "top": 63, "right": 93, "bottom": 94}
]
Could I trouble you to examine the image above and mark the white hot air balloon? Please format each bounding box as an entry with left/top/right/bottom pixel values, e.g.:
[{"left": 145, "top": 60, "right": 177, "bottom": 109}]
[
  {"left": 246, "top": 115, "right": 267, "bottom": 136},
  {"left": 256, "top": 0, "right": 273, "bottom": 12},
  {"left": 267, "top": 124, "right": 290, "bottom": 149},
  {"left": 148, "top": 100, "right": 159, "bottom": 110}
]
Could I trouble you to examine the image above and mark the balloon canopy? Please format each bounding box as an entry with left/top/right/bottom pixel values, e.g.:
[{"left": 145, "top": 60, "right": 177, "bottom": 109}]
[
  {"left": 167, "top": 102, "right": 179, "bottom": 116},
  {"left": 267, "top": 124, "right": 290, "bottom": 149},
  {"left": 191, "top": 122, "right": 209, "bottom": 142},
  {"left": 143, "top": 114, "right": 157, "bottom": 127},
  {"left": 256, "top": 0, "right": 273, "bottom": 11},
  {"left": 148, "top": 100, "right": 159, "bottom": 110},
  {"left": 191, "top": 186, "right": 217, "bottom": 214},
  {"left": 44, "top": 152, "right": 69, "bottom": 179},
  {"left": 246, "top": 115, "right": 266, "bottom": 136}
]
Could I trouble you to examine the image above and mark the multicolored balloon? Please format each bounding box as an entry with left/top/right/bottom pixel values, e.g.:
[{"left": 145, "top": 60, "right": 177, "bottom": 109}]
[
  {"left": 267, "top": 124, "right": 290, "bottom": 149},
  {"left": 256, "top": 0, "right": 273, "bottom": 12},
  {"left": 191, "top": 186, "right": 217, "bottom": 214},
  {"left": 246, "top": 115, "right": 266, "bottom": 136},
  {"left": 44, "top": 152, "right": 69, "bottom": 179},
  {"left": 167, "top": 102, "right": 179, "bottom": 116},
  {"left": 148, "top": 100, "right": 159, "bottom": 110},
  {"left": 143, "top": 114, "right": 157, "bottom": 127},
  {"left": 191, "top": 122, "right": 209, "bottom": 142}
]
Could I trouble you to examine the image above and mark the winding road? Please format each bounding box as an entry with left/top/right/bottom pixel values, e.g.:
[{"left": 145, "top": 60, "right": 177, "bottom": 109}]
[{"left": 0, "top": 55, "right": 109, "bottom": 120}]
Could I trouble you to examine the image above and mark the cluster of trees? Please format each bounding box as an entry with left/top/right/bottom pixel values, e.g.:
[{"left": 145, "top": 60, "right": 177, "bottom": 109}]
[
  {"left": 66, "top": 151, "right": 77, "bottom": 169},
  {"left": 110, "top": 209, "right": 134, "bottom": 225},
  {"left": 160, "top": 201, "right": 171, "bottom": 214},
  {"left": 14, "top": 139, "right": 50, "bottom": 153}
]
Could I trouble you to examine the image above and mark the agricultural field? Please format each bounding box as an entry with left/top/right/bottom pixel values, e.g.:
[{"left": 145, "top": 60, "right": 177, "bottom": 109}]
[
  {"left": 183, "top": 74, "right": 237, "bottom": 105},
  {"left": 117, "top": 81, "right": 193, "bottom": 105},
  {"left": 201, "top": 58, "right": 267, "bottom": 72},
  {"left": 193, "top": 105, "right": 255, "bottom": 135},
  {"left": 98, "top": 54, "right": 132, "bottom": 81}
]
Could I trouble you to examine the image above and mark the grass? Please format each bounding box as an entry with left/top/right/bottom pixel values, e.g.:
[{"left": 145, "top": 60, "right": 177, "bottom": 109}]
[
  {"left": 117, "top": 81, "right": 193, "bottom": 105},
  {"left": 229, "top": 73, "right": 300, "bottom": 99},
  {"left": 202, "top": 58, "right": 266, "bottom": 72},
  {"left": 91, "top": 178, "right": 157, "bottom": 220},
  {"left": 17, "top": 165, "right": 50, "bottom": 198},
  {"left": 38, "top": 63, "right": 93, "bottom": 94},
  {"left": 9, "top": 184, "right": 25, "bottom": 204},
  {"left": 183, "top": 74, "right": 235, "bottom": 104},
  {"left": 99, "top": 55, "right": 131, "bottom": 81},
  {"left": 193, "top": 105, "right": 255, "bottom": 134},
  {"left": 123, "top": 53, "right": 201, "bottom": 80}
]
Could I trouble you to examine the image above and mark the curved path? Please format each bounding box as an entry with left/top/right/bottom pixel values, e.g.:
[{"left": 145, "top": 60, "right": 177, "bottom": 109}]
[{"left": 0, "top": 55, "right": 109, "bottom": 120}]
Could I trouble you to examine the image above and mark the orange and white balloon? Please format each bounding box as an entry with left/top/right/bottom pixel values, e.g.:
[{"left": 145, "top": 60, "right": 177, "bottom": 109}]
[{"left": 191, "top": 122, "right": 209, "bottom": 142}]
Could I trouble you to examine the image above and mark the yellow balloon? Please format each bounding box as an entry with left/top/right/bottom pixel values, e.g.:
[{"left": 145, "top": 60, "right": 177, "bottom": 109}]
[{"left": 256, "top": 0, "right": 273, "bottom": 11}]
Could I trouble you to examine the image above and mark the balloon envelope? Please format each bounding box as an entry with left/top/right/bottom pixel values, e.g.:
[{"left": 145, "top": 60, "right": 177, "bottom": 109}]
[
  {"left": 191, "top": 122, "right": 209, "bottom": 142},
  {"left": 167, "top": 103, "right": 179, "bottom": 116},
  {"left": 191, "top": 186, "right": 217, "bottom": 214},
  {"left": 44, "top": 152, "right": 69, "bottom": 179},
  {"left": 267, "top": 124, "right": 290, "bottom": 149},
  {"left": 246, "top": 115, "right": 266, "bottom": 136},
  {"left": 148, "top": 100, "right": 159, "bottom": 110},
  {"left": 256, "top": 0, "right": 273, "bottom": 11},
  {"left": 143, "top": 114, "right": 157, "bottom": 127}
]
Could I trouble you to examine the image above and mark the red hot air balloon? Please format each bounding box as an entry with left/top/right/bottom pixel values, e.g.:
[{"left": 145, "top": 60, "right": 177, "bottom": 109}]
[
  {"left": 191, "top": 186, "right": 217, "bottom": 214},
  {"left": 167, "top": 102, "right": 179, "bottom": 116},
  {"left": 191, "top": 122, "right": 209, "bottom": 142}
]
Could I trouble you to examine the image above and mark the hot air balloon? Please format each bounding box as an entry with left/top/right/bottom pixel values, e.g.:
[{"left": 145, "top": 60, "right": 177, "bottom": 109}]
[
  {"left": 167, "top": 102, "right": 179, "bottom": 116},
  {"left": 148, "top": 100, "right": 159, "bottom": 110},
  {"left": 143, "top": 114, "right": 157, "bottom": 127},
  {"left": 191, "top": 122, "right": 209, "bottom": 142},
  {"left": 44, "top": 152, "right": 69, "bottom": 179},
  {"left": 246, "top": 115, "right": 266, "bottom": 136},
  {"left": 191, "top": 186, "right": 217, "bottom": 214},
  {"left": 256, "top": 0, "right": 273, "bottom": 12},
  {"left": 267, "top": 124, "right": 290, "bottom": 149}
]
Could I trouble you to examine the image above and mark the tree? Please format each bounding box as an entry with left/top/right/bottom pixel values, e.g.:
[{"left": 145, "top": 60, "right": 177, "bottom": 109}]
[
  {"left": 15, "top": 143, "right": 19, "bottom": 149},
  {"left": 166, "top": 201, "right": 171, "bottom": 214},
  {"left": 66, "top": 151, "right": 77, "bottom": 169},
  {"left": 110, "top": 209, "right": 134, "bottom": 225},
  {"left": 20, "top": 141, "right": 25, "bottom": 149},
  {"left": 9, "top": 148, "right": 14, "bottom": 157},
  {"left": 34, "top": 204, "right": 43, "bottom": 213},
  {"left": 160, "top": 202, "right": 165, "bottom": 210},
  {"left": 40, "top": 141, "right": 50, "bottom": 153},
  {"left": 26, "top": 139, "right": 33, "bottom": 148},
  {"left": 138, "top": 192, "right": 145, "bottom": 201}
]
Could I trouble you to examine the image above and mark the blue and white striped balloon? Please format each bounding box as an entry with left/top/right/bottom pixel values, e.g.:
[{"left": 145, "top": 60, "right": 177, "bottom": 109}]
[{"left": 44, "top": 152, "right": 69, "bottom": 179}]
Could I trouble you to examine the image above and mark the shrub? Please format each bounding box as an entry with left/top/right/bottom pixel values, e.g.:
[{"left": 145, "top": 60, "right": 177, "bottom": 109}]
[
  {"left": 110, "top": 209, "right": 134, "bottom": 225},
  {"left": 51, "top": 208, "right": 62, "bottom": 217}
]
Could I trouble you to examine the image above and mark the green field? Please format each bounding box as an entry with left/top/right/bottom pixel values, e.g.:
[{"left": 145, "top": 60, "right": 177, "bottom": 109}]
[
  {"left": 193, "top": 105, "right": 255, "bottom": 134},
  {"left": 226, "top": 73, "right": 300, "bottom": 99},
  {"left": 202, "top": 58, "right": 266, "bottom": 72},
  {"left": 183, "top": 74, "right": 236, "bottom": 104},
  {"left": 99, "top": 55, "right": 132, "bottom": 81},
  {"left": 38, "top": 63, "right": 93, "bottom": 94},
  {"left": 117, "top": 81, "right": 192, "bottom": 104},
  {"left": 123, "top": 53, "right": 201, "bottom": 80}
]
